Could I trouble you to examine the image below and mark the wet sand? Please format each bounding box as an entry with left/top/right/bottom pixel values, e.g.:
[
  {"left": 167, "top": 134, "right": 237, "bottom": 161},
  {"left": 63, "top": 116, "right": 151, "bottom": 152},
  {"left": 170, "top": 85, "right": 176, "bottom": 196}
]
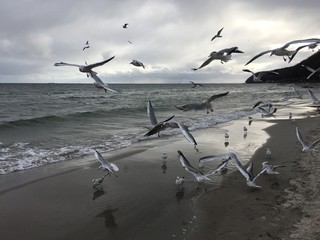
[{"left": 1, "top": 110, "right": 320, "bottom": 239}]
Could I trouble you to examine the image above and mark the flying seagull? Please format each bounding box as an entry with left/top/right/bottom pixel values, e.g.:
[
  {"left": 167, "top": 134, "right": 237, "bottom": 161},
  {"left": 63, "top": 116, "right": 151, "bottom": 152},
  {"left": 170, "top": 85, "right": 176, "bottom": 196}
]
[
  {"left": 211, "top": 27, "right": 224, "bottom": 41},
  {"left": 189, "top": 81, "right": 204, "bottom": 88},
  {"left": 245, "top": 38, "right": 320, "bottom": 65},
  {"left": 242, "top": 69, "right": 279, "bottom": 83},
  {"left": 228, "top": 151, "right": 268, "bottom": 189},
  {"left": 54, "top": 56, "right": 118, "bottom": 93},
  {"left": 89, "top": 71, "right": 120, "bottom": 93},
  {"left": 175, "top": 91, "right": 229, "bottom": 114},
  {"left": 177, "top": 150, "right": 229, "bottom": 184},
  {"left": 262, "top": 161, "right": 285, "bottom": 175},
  {"left": 130, "top": 60, "right": 145, "bottom": 69},
  {"left": 145, "top": 119, "right": 198, "bottom": 148},
  {"left": 192, "top": 47, "right": 243, "bottom": 71},
  {"left": 54, "top": 56, "right": 115, "bottom": 74},
  {"left": 306, "top": 89, "right": 320, "bottom": 105},
  {"left": 93, "top": 149, "right": 119, "bottom": 176},
  {"left": 296, "top": 127, "right": 320, "bottom": 153},
  {"left": 83, "top": 40, "right": 90, "bottom": 51},
  {"left": 146, "top": 100, "right": 175, "bottom": 136}
]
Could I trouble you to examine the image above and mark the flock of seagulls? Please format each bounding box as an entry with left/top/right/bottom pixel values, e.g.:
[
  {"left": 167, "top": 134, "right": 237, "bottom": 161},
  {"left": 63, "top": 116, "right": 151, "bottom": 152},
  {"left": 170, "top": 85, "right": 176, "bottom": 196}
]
[{"left": 53, "top": 25, "right": 320, "bottom": 191}]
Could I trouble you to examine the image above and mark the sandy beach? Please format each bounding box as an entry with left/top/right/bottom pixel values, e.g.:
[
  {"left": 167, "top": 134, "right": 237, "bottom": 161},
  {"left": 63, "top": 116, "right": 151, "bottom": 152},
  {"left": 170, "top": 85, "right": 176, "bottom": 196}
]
[{"left": 1, "top": 107, "right": 320, "bottom": 240}]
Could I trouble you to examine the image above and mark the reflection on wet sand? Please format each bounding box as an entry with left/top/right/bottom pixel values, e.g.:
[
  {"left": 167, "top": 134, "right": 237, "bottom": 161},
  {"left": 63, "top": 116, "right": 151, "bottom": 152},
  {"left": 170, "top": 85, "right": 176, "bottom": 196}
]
[
  {"left": 96, "top": 207, "right": 118, "bottom": 229},
  {"left": 92, "top": 189, "right": 105, "bottom": 200}
]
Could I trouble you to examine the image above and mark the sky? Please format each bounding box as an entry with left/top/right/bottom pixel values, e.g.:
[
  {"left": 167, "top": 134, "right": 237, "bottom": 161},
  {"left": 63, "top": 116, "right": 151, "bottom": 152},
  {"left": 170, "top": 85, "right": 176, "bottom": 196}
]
[{"left": 0, "top": 0, "right": 320, "bottom": 84}]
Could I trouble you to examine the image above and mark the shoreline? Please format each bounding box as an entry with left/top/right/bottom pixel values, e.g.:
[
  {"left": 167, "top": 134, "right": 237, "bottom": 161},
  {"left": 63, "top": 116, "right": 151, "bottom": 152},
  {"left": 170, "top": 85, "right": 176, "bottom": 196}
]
[{"left": 1, "top": 111, "right": 320, "bottom": 239}]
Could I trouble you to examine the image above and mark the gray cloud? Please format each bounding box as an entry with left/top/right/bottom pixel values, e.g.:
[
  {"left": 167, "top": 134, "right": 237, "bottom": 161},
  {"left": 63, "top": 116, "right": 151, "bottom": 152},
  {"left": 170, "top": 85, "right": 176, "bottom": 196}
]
[{"left": 0, "top": 0, "right": 320, "bottom": 83}]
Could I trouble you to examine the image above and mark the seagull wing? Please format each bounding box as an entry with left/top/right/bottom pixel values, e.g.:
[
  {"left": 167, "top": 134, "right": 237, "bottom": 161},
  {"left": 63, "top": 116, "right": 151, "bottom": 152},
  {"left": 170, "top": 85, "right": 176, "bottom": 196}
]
[
  {"left": 205, "top": 158, "right": 230, "bottom": 177},
  {"left": 89, "top": 72, "right": 120, "bottom": 93},
  {"left": 231, "top": 155, "right": 251, "bottom": 181},
  {"left": 177, "top": 151, "right": 200, "bottom": 178},
  {"left": 307, "top": 89, "right": 320, "bottom": 102},
  {"left": 87, "top": 56, "right": 115, "bottom": 69},
  {"left": 252, "top": 167, "right": 268, "bottom": 183},
  {"left": 296, "top": 127, "right": 308, "bottom": 148},
  {"left": 54, "top": 62, "right": 82, "bottom": 68},
  {"left": 307, "top": 67, "right": 320, "bottom": 79},
  {"left": 199, "top": 154, "right": 229, "bottom": 167},
  {"left": 207, "top": 91, "right": 229, "bottom": 103},
  {"left": 288, "top": 44, "right": 309, "bottom": 63},
  {"left": 242, "top": 69, "right": 255, "bottom": 75},
  {"left": 94, "top": 150, "right": 109, "bottom": 165},
  {"left": 245, "top": 49, "right": 273, "bottom": 65},
  {"left": 174, "top": 121, "right": 197, "bottom": 146},
  {"left": 147, "top": 100, "right": 158, "bottom": 126},
  {"left": 193, "top": 57, "right": 214, "bottom": 71},
  {"left": 309, "top": 138, "right": 320, "bottom": 150}
]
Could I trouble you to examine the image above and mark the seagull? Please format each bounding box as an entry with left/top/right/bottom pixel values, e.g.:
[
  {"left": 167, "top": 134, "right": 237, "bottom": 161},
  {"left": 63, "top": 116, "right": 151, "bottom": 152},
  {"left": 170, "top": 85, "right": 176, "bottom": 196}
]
[
  {"left": 228, "top": 151, "right": 268, "bottom": 189},
  {"left": 296, "top": 126, "right": 320, "bottom": 153},
  {"left": 54, "top": 56, "right": 118, "bottom": 93},
  {"left": 292, "top": 86, "right": 302, "bottom": 98},
  {"left": 288, "top": 42, "right": 319, "bottom": 63},
  {"left": 189, "top": 81, "right": 204, "bottom": 88},
  {"left": 175, "top": 91, "right": 229, "bottom": 114},
  {"left": 89, "top": 71, "right": 120, "bottom": 93},
  {"left": 211, "top": 27, "right": 224, "bottom": 41},
  {"left": 192, "top": 47, "right": 243, "bottom": 70},
  {"left": 248, "top": 116, "right": 253, "bottom": 126},
  {"left": 252, "top": 101, "right": 273, "bottom": 110},
  {"left": 146, "top": 100, "right": 175, "bottom": 135},
  {"left": 245, "top": 38, "right": 320, "bottom": 65},
  {"left": 175, "top": 176, "right": 185, "bottom": 188},
  {"left": 242, "top": 69, "right": 279, "bottom": 83},
  {"left": 178, "top": 150, "right": 229, "bottom": 184},
  {"left": 92, "top": 175, "right": 107, "bottom": 189},
  {"left": 244, "top": 126, "right": 247, "bottom": 132},
  {"left": 82, "top": 41, "right": 90, "bottom": 51},
  {"left": 257, "top": 106, "right": 277, "bottom": 118},
  {"left": 265, "top": 148, "right": 272, "bottom": 159},
  {"left": 130, "top": 60, "right": 145, "bottom": 69},
  {"left": 123, "top": 23, "right": 129, "bottom": 28},
  {"left": 225, "top": 132, "right": 229, "bottom": 141},
  {"left": 54, "top": 56, "right": 115, "bottom": 74},
  {"left": 198, "top": 152, "right": 231, "bottom": 168},
  {"left": 93, "top": 149, "right": 119, "bottom": 176},
  {"left": 262, "top": 161, "right": 285, "bottom": 175},
  {"left": 289, "top": 112, "right": 292, "bottom": 120},
  {"left": 145, "top": 120, "right": 198, "bottom": 148}
]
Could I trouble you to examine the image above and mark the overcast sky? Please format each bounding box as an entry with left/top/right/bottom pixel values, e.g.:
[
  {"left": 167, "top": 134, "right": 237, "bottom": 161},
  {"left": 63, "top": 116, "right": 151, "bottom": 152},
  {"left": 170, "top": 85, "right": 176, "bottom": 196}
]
[{"left": 0, "top": 0, "right": 319, "bottom": 84}]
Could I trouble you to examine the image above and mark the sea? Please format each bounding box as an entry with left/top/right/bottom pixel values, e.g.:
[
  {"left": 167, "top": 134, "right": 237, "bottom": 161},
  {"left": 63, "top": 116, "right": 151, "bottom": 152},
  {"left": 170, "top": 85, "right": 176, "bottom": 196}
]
[{"left": 0, "top": 83, "right": 302, "bottom": 174}]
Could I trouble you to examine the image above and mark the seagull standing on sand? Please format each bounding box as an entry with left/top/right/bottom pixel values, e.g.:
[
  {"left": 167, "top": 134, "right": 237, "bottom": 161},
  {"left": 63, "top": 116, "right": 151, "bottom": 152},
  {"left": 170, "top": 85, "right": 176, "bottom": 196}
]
[
  {"left": 130, "top": 60, "right": 145, "bottom": 69},
  {"left": 245, "top": 38, "right": 320, "bottom": 65},
  {"left": 296, "top": 127, "right": 320, "bottom": 153},
  {"left": 93, "top": 150, "right": 119, "bottom": 176},
  {"left": 242, "top": 69, "right": 279, "bottom": 83},
  {"left": 248, "top": 116, "right": 253, "bottom": 126},
  {"left": 175, "top": 176, "right": 185, "bottom": 188},
  {"left": 211, "top": 27, "right": 224, "bottom": 41},
  {"left": 265, "top": 148, "right": 272, "bottom": 159},
  {"left": 192, "top": 47, "right": 243, "bottom": 71},
  {"left": 175, "top": 91, "right": 229, "bottom": 114}
]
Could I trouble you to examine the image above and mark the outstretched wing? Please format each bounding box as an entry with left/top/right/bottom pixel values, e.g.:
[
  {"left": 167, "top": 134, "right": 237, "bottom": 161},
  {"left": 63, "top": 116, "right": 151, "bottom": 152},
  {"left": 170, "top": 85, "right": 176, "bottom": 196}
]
[
  {"left": 87, "top": 56, "right": 115, "bottom": 69},
  {"left": 307, "top": 67, "right": 320, "bottom": 79},
  {"left": 89, "top": 72, "right": 120, "bottom": 93},
  {"left": 192, "top": 57, "right": 214, "bottom": 71},
  {"left": 175, "top": 121, "right": 197, "bottom": 146},
  {"left": 296, "top": 127, "right": 308, "bottom": 148},
  {"left": 245, "top": 49, "right": 273, "bottom": 66},
  {"left": 147, "top": 100, "right": 158, "bottom": 126},
  {"left": 177, "top": 151, "right": 200, "bottom": 178},
  {"left": 207, "top": 91, "right": 229, "bottom": 103},
  {"left": 94, "top": 150, "right": 108, "bottom": 165}
]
